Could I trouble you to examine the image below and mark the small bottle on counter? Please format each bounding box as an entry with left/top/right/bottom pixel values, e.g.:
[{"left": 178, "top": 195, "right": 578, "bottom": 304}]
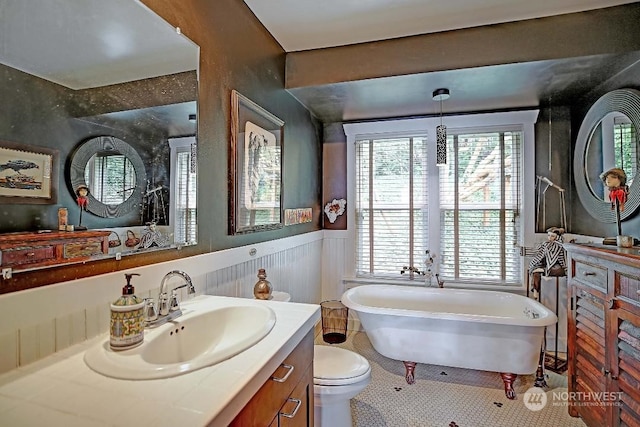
[
  {"left": 110, "top": 273, "right": 145, "bottom": 351},
  {"left": 253, "top": 268, "right": 272, "bottom": 300}
]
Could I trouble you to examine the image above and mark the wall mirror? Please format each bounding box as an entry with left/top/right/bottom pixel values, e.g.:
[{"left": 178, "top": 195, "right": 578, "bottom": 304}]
[
  {"left": 70, "top": 136, "right": 146, "bottom": 218},
  {"left": 575, "top": 89, "right": 640, "bottom": 222},
  {"left": 0, "top": 0, "right": 199, "bottom": 272}
]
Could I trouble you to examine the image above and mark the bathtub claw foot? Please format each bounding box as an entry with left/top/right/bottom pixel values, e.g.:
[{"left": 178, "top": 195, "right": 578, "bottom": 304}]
[
  {"left": 403, "top": 361, "right": 416, "bottom": 384},
  {"left": 500, "top": 373, "right": 517, "bottom": 400}
]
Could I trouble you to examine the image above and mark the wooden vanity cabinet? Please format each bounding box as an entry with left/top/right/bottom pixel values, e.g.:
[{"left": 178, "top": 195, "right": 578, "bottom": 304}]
[
  {"left": 566, "top": 243, "right": 640, "bottom": 427},
  {"left": 230, "top": 330, "right": 314, "bottom": 427},
  {"left": 0, "top": 230, "right": 111, "bottom": 272}
]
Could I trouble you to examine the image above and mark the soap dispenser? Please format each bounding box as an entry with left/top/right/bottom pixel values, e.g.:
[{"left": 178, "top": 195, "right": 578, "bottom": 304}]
[{"left": 110, "top": 273, "right": 145, "bottom": 351}]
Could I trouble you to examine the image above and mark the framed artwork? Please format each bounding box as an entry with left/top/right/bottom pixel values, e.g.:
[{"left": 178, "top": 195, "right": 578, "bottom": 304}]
[
  {"left": 229, "top": 90, "right": 284, "bottom": 234},
  {"left": 0, "top": 141, "right": 57, "bottom": 204},
  {"left": 284, "top": 208, "right": 313, "bottom": 226}
]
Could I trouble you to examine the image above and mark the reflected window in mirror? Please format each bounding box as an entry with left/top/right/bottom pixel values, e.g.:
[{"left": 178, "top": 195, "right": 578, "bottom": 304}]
[
  {"left": 170, "top": 137, "right": 197, "bottom": 245},
  {"left": 85, "top": 152, "right": 136, "bottom": 205},
  {"left": 613, "top": 116, "right": 637, "bottom": 186},
  {"left": 588, "top": 112, "right": 638, "bottom": 200}
]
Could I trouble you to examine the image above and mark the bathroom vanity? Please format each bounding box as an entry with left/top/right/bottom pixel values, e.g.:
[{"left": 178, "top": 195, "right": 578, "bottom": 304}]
[
  {"left": 0, "top": 296, "right": 319, "bottom": 426},
  {"left": 566, "top": 243, "right": 640, "bottom": 427},
  {"left": 231, "top": 330, "right": 313, "bottom": 426}
]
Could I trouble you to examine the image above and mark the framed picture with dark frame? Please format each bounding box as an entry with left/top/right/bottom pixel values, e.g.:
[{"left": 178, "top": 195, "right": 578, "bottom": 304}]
[
  {"left": 229, "top": 90, "right": 284, "bottom": 234},
  {"left": 0, "top": 141, "right": 58, "bottom": 204}
]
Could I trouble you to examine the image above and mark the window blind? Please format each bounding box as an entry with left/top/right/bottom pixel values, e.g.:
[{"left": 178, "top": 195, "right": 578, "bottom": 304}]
[
  {"left": 85, "top": 154, "right": 135, "bottom": 205},
  {"left": 614, "top": 119, "right": 637, "bottom": 183},
  {"left": 174, "top": 149, "right": 197, "bottom": 244},
  {"left": 438, "top": 130, "right": 522, "bottom": 283},
  {"left": 355, "top": 136, "right": 429, "bottom": 278}
]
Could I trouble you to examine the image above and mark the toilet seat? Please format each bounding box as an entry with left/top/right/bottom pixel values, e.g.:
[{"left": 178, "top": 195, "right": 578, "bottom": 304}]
[{"left": 314, "top": 345, "right": 371, "bottom": 386}]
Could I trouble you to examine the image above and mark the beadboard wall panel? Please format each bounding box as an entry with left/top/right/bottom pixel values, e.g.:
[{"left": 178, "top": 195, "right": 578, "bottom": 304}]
[{"left": 0, "top": 232, "right": 323, "bottom": 374}]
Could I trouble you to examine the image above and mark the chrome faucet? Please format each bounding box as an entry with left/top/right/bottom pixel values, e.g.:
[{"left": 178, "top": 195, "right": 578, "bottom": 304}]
[{"left": 144, "top": 270, "right": 196, "bottom": 327}]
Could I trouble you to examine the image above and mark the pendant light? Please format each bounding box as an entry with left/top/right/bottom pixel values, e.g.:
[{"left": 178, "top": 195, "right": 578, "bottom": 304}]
[{"left": 433, "top": 88, "right": 450, "bottom": 165}]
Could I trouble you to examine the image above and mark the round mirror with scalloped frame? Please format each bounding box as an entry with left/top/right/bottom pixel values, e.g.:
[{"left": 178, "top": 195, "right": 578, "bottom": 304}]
[
  {"left": 70, "top": 136, "right": 146, "bottom": 218},
  {"left": 574, "top": 89, "right": 640, "bottom": 222}
]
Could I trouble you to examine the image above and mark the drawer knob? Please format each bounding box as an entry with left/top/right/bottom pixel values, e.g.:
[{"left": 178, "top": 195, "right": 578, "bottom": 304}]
[
  {"left": 272, "top": 363, "right": 294, "bottom": 383},
  {"left": 26, "top": 252, "right": 35, "bottom": 257},
  {"left": 280, "top": 398, "right": 302, "bottom": 419},
  {"left": 582, "top": 271, "right": 596, "bottom": 276}
]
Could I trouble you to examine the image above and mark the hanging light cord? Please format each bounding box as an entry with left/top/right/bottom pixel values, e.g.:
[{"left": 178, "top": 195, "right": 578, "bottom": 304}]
[{"left": 548, "top": 99, "right": 552, "bottom": 171}]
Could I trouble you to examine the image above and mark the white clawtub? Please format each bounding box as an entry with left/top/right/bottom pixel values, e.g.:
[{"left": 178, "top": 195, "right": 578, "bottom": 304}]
[{"left": 341, "top": 284, "right": 557, "bottom": 399}]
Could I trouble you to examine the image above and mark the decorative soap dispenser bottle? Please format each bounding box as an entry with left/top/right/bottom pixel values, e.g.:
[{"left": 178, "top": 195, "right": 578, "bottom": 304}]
[
  {"left": 110, "top": 273, "right": 145, "bottom": 351},
  {"left": 253, "top": 268, "right": 272, "bottom": 300}
]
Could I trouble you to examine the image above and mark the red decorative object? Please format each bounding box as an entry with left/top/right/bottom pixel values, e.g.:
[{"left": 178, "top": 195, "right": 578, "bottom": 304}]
[
  {"left": 76, "top": 185, "right": 89, "bottom": 209},
  {"left": 609, "top": 186, "right": 628, "bottom": 211},
  {"left": 600, "top": 167, "right": 629, "bottom": 212}
]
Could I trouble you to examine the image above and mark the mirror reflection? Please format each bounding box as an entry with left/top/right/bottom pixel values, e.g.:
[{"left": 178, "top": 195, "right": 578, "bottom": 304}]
[
  {"left": 586, "top": 112, "right": 638, "bottom": 200},
  {"left": 86, "top": 153, "right": 137, "bottom": 205},
  {"left": 70, "top": 135, "right": 146, "bottom": 220},
  {"left": 574, "top": 88, "right": 640, "bottom": 223},
  {"left": 0, "top": 0, "right": 199, "bottom": 271}
]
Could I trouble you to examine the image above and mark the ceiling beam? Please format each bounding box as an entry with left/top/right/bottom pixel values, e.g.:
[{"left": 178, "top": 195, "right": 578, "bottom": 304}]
[{"left": 285, "top": 3, "right": 640, "bottom": 89}]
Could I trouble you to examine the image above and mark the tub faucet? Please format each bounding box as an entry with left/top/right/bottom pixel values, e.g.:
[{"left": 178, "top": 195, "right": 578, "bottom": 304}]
[
  {"left": 145, "top": 270, "right": 196, "bottom": 327},
  {"left": 435, "top": 274, "right": 445, "bottom": 288}
]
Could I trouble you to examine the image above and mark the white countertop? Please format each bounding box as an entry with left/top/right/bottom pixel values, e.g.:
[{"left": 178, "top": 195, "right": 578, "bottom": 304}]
[{"left": 0, "top": 295, "right": 320, "bottom": 427}]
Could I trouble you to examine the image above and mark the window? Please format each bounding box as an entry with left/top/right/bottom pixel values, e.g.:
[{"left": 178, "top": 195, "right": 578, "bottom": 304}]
[
  {"left": 355, "top": 135, "right": 429, "bottom": 277},
  {"left": 84, "top": 153, "right": 136, "bottom": 204},
  {"left": 614, "top": 116, "right": 637, "bottom": 185},
  {"left": 169, "top": 137, "right": 197, "bottom": 244},
  {"left": 439, "top": 130, "right": 521, "bottom": 284},
  {"left": 345, "top": 111, "right": 538, "bottom": 288}
]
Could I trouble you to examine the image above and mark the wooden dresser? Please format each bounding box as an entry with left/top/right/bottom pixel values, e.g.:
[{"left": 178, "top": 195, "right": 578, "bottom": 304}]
[
  {"left": 0, "top": 230, "right": 111, "bottom": 272},
  {"left": 566, "top": 243, "right": 640, "bottom": 427}
]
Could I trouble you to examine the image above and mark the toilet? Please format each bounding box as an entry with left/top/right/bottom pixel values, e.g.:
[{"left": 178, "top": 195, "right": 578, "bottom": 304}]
[
  {"left": 256, "top": 293, "right": 371, "bottom": 426},
  {"left": 313, "top": 344, "right": 371, "bottom": 427}
]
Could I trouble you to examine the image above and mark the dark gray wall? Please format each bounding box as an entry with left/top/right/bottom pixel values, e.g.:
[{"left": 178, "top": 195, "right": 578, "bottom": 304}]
[{"left": 0, "top": 63, "right": 164, "bottom": 231}]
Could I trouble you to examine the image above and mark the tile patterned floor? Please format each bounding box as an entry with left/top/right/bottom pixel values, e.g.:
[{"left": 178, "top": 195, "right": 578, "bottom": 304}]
[{"left": 316, "top": 331, "right": 587, "bottom": 427}]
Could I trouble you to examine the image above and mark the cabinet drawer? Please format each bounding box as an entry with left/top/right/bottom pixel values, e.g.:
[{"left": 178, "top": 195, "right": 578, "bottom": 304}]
[
  {"left": 0, "top": 245, "right": 55, "bottom": 266},
  {"left": 63, "top": 240, "right": 104, "bottom": 259},
  {"left": 230, "top": 330, "right": 313, "bottom": 427},
  {"left": 573, "top": 260, "right": 607, "bottom": 290}
]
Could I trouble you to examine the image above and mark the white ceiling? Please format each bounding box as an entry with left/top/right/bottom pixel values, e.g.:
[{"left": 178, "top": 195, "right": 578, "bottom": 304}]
[
  {"left": 244, "top": 0, "right": 639, "bottom": 52},
  {"left": 0, "top": 0, "right": 198, "bottom": 89}
]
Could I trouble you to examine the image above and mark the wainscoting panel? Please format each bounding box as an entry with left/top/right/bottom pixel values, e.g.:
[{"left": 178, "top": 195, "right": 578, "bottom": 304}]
[
  {"left": 321, "top": 231, "right": 349, "bottom": 301},
  {"left": 0, "top": 232, "right": 323, "bottom": 374},
  {"left": 205, "top": 239, "right": 322, "bottom": 303}
]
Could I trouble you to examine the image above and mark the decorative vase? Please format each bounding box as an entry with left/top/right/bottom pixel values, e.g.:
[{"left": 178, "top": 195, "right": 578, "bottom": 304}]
[{"left": 253, "top": 268, "right": 272, "bottom": 300}]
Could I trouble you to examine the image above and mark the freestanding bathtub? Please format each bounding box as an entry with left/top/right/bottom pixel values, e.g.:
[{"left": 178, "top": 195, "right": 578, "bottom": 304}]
[{"left": 341, "top": 284, "right": 557, "bottom": 399}]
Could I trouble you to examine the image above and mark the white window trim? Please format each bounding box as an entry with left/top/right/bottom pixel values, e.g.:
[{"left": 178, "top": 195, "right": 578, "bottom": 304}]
[{"left": 343, "top": 110, "right": 539, "bottom": 289}]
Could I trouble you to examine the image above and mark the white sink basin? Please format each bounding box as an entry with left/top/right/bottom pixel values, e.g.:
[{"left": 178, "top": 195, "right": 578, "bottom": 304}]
[{"left": 84, "top": 296, "right": 276, "bottom": 380}]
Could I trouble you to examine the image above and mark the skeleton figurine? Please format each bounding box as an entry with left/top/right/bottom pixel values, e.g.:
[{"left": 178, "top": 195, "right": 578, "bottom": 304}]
[{"left": 529, "top": 227, "right": 567, "bottom": 297}]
